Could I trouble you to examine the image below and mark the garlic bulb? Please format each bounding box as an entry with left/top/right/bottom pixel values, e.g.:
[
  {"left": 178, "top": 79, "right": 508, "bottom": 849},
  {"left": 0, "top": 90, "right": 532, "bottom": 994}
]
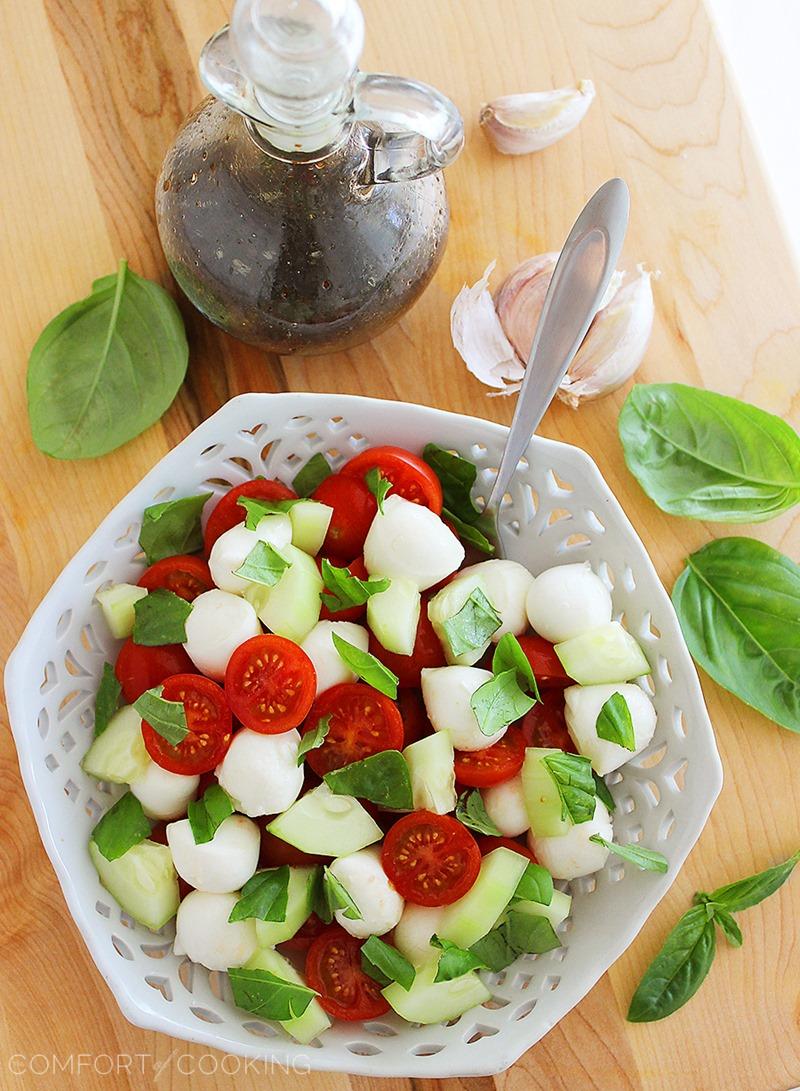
[
  {"left": 480, "top": 81, "right": 595, "bottom": 156},
  {"left": 450, "top": 261, "right": 525, "bottom": 391}
]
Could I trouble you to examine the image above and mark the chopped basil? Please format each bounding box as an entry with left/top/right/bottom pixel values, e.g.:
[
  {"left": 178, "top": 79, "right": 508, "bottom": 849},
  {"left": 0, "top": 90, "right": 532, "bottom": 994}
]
[
  {"left": 505, "top": 910, "right": 561, "bottom": 955},
  {"left": 331, "top": 632, "right": 398, "bottom": 698},
  {"left": 229, "top": 866, "right": 290, "bottom": 923},
  {"left": 308, "top": 867, "right": 332, "bottom": 924},
  {"left": 139, "top": 493, "right": 210, "bottom": 565},
  {"left": 234, "top": 540, "right": 291, "bottom": 587},
  {"left": 94, "top": 662, "right": 121, "bottom": 737},
  {"left": 296, "top": 716, "right": 331, "bottom": 766},
  {"left": 91, "top": 791, "right": 151, "bottom": 861},
  {"left": 470, "top": 634, "right": 540, "bottom": 736},
  {"left": 228, "top": 966, "right": 317, "bottom": 1021},
  {"left": 512, "top": 861, "right": 554, "bottom": 906},
  {"left": 492, "top": 633, "right": 540, "bottom": 697},
  {"left": 323, "top": 867, "right": 362, "bottom": 921},
  {"left": 430, "top": 935, "right": 486, "bottom": 982},
  {"left": 441, "top": 588, "right": 501, "bottom": 657},
  {"left": 133, "top": 685, "right": 188, "bottom": 746},
  {"left": 443, "top": 507, "right": 495, "bottom": 555},
  {"left": 541, "top": 751, "right": 596, "bottom": 825},
  {"left": 595, "top": 692, "right": 635, "bottom": 750},
  {"left": 593, "top": 771, "right": 616, "bottom": 813},
  {"left": 361, "top": 936, "right": 416, "bottom": 991},
  {"left": 187, "top": 784, "right": 234, "bottom": 844},
  {"left": 324, "top": 750, "right": 413, "bottom": 810},
  {"left": 320, "top": 558, "right": 390, "bottom": 613},
  {"left": 365, "top": 466, "right": 392, "bottom": 513},
  {"left": 469, "top": 926, "right": 518, "bottom": 972},
  {"left": 422, "top": 444, "right": 481, "bottom": 522},
  {"left": 590, "top": 835, "right": 668, "bottom": 873},
  {"left": 293, "top": 453, "right": 332, "bottom": 497},
  {"left": 132, "top": 588, "right": 192, "bottom": 646},
  {"left": 455, "top": 789, "right": 501, "bottom": 837},
  {"left": 236, "top": 495, "right": 299, "bottom": 529}
]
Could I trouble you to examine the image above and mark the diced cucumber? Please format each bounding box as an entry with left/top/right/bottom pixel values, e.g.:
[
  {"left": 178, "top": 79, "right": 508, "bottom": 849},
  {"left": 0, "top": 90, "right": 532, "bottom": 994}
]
[
  {"left": 367, "top": 577, "right": 420, "bottom": 656},
  {"left": 244, "top": 544, "right": 323, "bottom": 644},
  {"left": 289, "top": 501, "right": 333, "bottom": 557},
  {"left": 437, "top": 847, "right": 528, "bottom": 949},
  {"left": 96, "top": 583, "right": 147, "bottom": 639},
  {"left": 89, "top": 838, "right": 179, "bottom": 930},
  {"left": 81, "top": 705, "right": 149, "bottom": 784},
  {"left": 382, "top": 959, "right": 490, "bottom": 1024},
  {"left": 521, "top": 747, "right": 570, "bottom": 838},
  {"left": 555, "top": 622, "right": 650, "bottom": 685},
  {"left": 267, "top": 784, "right": 382, "bottom": 857},
  {"left": 427, "top": 573, "right": 488, "bottom": 666},
  {"left": 255, "top": 866, "right": 315, "bottom": 947},
  {"left": 511, "top": 889, "right": 572, "bottom": 931},
  {"left": 403, "top": 731, "right": 456, "bottom": 815},
  {"left": 244, "top": 946, "right": 331, "bottom": 1043}
]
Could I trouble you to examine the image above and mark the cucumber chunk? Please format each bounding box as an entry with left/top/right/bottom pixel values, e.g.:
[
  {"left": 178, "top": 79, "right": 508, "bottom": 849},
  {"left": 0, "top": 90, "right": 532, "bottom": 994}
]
[
  {"left": 81, "top": 705, "right": 149, "bottom": 784},
  {"left": 403, "top": 731, "right": 456, "bottom": 814},
  {"left": 255, "top": 866, "right": 315, "bottom": 947},
  {"left": 267, "top": 784, "right": 382, "bottom": 857},
  {"left": 511, "top": 889, "right": 572, "bottom": 931},
  {"left": 367, "top": 577, "right": 421, "bottom": 656},
  {"left": 437, "top": 847, "right": 528, "bottom": 949},
  {"left": 521, "top": 747, "right": 570, "bottom": 838},
  {"left": 382, "top": 959, "right": 490, "bottom": 1024},
  {"left": 244, "top": 544, "right": 323, "bottom": 644},
  {"left": 555, "top": 622, "right": 650, "bottom": 685},
  {"left": 96, "top": 583, "right": 147, "bottom": 639},
  {"left": 89, "top": 838, "right": 179, "bottom": 930},
  {"left": 289, "top": 501, "right": 333, "bottom": 557},
  {"left": 244, "top": 946, "right": 331, "bottom": 1044},
  {"left": 426, "top": 573, "right": 488, "bottom": 666}
]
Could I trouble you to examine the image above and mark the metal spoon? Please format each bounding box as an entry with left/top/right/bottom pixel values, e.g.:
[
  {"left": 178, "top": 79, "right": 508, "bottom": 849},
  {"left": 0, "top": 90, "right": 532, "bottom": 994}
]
[{"left": 486, "top": 177, "right": 630, "bottom": 555}]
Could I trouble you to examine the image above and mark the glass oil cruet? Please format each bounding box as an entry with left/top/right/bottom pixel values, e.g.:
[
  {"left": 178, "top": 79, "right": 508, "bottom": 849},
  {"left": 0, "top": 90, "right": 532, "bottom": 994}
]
[{"left": 155, "top": 0, "right": 464, "bottom": 355}]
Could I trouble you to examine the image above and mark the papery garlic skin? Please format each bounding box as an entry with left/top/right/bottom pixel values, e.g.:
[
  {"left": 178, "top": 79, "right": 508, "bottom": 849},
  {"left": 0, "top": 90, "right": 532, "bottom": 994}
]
[
  {"left": 450, "top": 261, "right": 525, "bottom": 390},
  {"left": 494, "top": 253, "right": 559, "bottom": 363},
  {"left": 480, "top": 80, "right": 595, "bottom": 156}
]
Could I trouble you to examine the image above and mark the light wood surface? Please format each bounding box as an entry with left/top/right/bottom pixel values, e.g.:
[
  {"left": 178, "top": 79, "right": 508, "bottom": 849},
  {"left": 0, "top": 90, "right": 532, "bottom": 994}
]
[{"left": 1, "top": 1, "right": 798, "bottom": 1088}]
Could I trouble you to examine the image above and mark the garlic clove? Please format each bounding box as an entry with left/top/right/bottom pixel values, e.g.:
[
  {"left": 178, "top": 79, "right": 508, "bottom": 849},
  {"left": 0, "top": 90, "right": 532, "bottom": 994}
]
[
  {"left": 480, "top": 80, "right": 595, "bottom": 156},
  {"left": 450, "top": 261, "right": 525, "bottom": 391}
]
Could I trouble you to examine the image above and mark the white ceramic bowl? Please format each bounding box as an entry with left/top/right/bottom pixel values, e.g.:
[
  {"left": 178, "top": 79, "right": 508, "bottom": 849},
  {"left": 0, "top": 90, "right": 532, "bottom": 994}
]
[{"left": 4, "top": 393, "right": 722, "bottom": 1077}]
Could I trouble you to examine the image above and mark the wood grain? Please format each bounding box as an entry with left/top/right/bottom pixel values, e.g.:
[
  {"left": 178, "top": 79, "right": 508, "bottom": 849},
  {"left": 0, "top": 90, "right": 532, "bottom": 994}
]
[{"left": 1, "top": 1, "right": 798, "bottom": 1088}]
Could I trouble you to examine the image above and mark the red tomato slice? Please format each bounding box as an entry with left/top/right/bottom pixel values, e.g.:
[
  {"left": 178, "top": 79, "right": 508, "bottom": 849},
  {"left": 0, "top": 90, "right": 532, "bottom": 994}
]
[
  {"left": 259, "top": 829, "right": 330, "bottom": 870},
  {"left": 225, "top": 635, "right": 316, "bottom": 734},
  {"left": 279, "top": 912, "right": 327, "bottom": 953},
  {"left": 381, "top": 811, "right": 481, "bottom": 907},
  {"left": 312, "top": 474, "right": 377, "bottom": 561},
  {"left": 368, "top": 594, "right": 445, "bottom": 688},
  {"left": 453, "top": 726, "right": 526, "bottom": 788},
  {"left": 341, "top": 446, "right": 443, "bottom": 512},
  {"left": 301, "top": 683, "right": 403, "bottom": 776},
  {"left": 305, "top": 924, "right": 390, "bottom": 1020},
  {"left": 140, "top": 673, "right": 233, "bottom": 774},
  {"left": 203, "top": 478, "right": 297, "bottom": 554},
  {"left": 476, "top": 835, "right": 538, "bottom": 863},
  {"left": 138, "top": 555, "right": 213, "bottom": 602},
  {"left": 517, "top": 635, "right": 572, "bottom": 688},
  {"left": 318, "top": 555, "right": 369, "bottom": 623},
  {"left": 521, "top": 688, "right": 575, "bottom": 752},
  {"left": 114, "top": 639, "right": 196, "bottom": 703},
  {"left": 396, "top": 688, "right": 434, "bottom": 748}
]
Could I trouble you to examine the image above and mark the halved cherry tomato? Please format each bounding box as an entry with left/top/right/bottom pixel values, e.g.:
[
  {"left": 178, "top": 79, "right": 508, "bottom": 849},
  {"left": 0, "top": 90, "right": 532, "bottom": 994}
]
[
  {"left": 368, "top": 594, "right": 445, "bottom": 688},
  {"left": 114, "top": 639, "right": 196, "bottom": 703},
  {"left": 306, "top": 924, "right": 390, "bottom": 1020},
  {"left": 138, "top": 555, "right": 213, "bottom": 602},
  {"left": 311, "top": 474, "right": 377, "bottom": 561},
  {"left": 396, "top": 688, "right": 433, "bottom": 748},
  {"left": 341, "top": 446, "right": 443, "bottom": 512},
  {"left": 381, "top": 811, "right": 480, "bottom": 907},
  {"left": 454, "top": 726, "right": 526, "bottom": 788},
  {"left": 476, "top": 835, "right": 537, "bottom": 863},
  {"left": 318, "top": 555, "right": 369, "bottom": 623},
  {"left": 141, "top": 674, "right": 233, "bottom": 774},
  {"left": 259, "top": 829, "right": 329, "bottom": 870},
  {"left": 301, "top": 683, "right": 403, "bottom": 776},
  {"left": 203, "top": 478, "right": 297, "bottom": 554},
  {"left": 517, "top": 635, "right": 572, "bottom": 688},
  {"left": 225, "top": 634, "right": 316, "bottom": 734},
  {"left": 279, "top": 912, "right": 327, "bottom": 953},
  {"left": 521, "top": 688, "right": 575, "bottom": 752}
]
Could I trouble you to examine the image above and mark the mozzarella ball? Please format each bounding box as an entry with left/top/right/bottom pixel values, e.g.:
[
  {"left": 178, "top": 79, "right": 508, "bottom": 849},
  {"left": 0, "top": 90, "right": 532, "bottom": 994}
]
[
  {"left": 166, "top": 814, "right": 260, "bottom": 893},
  {"left": 421, "top": 666, "right": 505, "bottom": 751},
  {"left": 328, "top": 847, "right": 404, "bottom": 939},
  {"left": 525, "top": 563, "right": 612, "bottom": 644},
  {"left": 129, "top": 760, "right": 199, "bottom": 820},
  {"left": 183, "top": 589, "right": 261, "bottom": 679},
  {"left": 564, "top": 683, "right": 657, "bottom": 775},
  {"left": 481, "top": 774, "right": 530, "bottom": 837},
  {"left": 209, "top": 516, "right": 292, "bottom": 594},
  {"left": 363, "top": 494, "right": 464, "bottom": 591},
  {"left": 215, "top": 728, "right": 304, "bottom": 817},
  {"left": 528, "top": 799, "right": 613, "bottom": 880},
  {"left": 393, "top": 903, "right": 445, "bottom": 966},
  {"left": 455, "top": 560, "right": 535, "bottom": 642},
  {"left": 301, "top": 621, "right": 369, "bottom": 695},
  {"left": 173, "top": 890, "right": 257, "bottom": 971}
]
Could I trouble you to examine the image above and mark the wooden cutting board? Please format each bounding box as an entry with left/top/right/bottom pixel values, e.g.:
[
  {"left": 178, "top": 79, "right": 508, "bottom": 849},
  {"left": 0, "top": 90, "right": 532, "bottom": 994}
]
[{"left": 1, "top": 1, "right": 798, "bottom": 1088}]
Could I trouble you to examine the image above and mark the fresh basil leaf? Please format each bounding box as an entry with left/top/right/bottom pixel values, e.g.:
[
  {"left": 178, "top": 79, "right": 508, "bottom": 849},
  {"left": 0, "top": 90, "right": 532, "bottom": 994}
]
[
  {"left": 297, "top": 716, "right": 331, "bottom": 766},
  {"left": 133, "top": 685, "right": 188, "bottom": 746},
  {"left": 324, "top": 750, "right": 413, "bottom": 810},
  {"left": 366, "top": 466, "right": 392, "bottom": 513},
  {"left": 237, "top": 496, "right": 299, "bottom": 528},
  {"left": 361, "top": 936, "right": 416, "bottom": 991},
  {"left": 469, "top": 925, "right": 519, "bottom": 972},
  {"left": 619, "top": 383, "right": 800, "bottom": 523},
  {"left": 471, "top": 669, "right": 536, "bottom": 736},
  {"left": 229, "top": 866, "right": 290, "bottom": 923},
  {"left": 672, "top": 538, "right": 800, "bottom": 733},
  {"left": 594, "top": 691, "right": 635, "bottom": 750},
  {"left": 422, "top": 444, "right": 482, "bottom": 523},
  {"left": 505, "top": 910, "right": 561, "bottom": 955},
  {"left": 139, "top": 493, "right": 210, "bottom": 564},
  {"left": 323, "top": 867, "right": 362, "bottom": 921},
  {"left": 187, "top": 784, "right": 234, "bottom": 844},
  {"left": 234, "top": 540, "right": 291, "bottom": 587},
  {"left": 712, "top": 908, "right": 743, "bottom": 948},
  {"left": 512, "top": 862, "right": 554, "bottom": 906},
  {"left": 319, "top": 558, "right": 390, "bottom": 613},
  {"left": 430, "top": 935, "right": 486, "bottom": 982},
  {"left": 699, "top": 849, "right": 800, "bottom": 912},
  {"left": 228, "top": 967, "right": 317, "bottom": 1021},
  {"left": 94, "top": 662, "right": 121, "bottom": 737},
  {"left": 308, "top": 867, "right": 332, "bottom": 924},
  {"left": 132, "top": 588, "right": 192, "bottom": 646},
  {"left": 492, "top": 633, "right": 540, "bottom": 700},
  {"left": 593, "top": 771, "right": 616, "bottom": 813},
  {"left": 455, "top": 789, "right": 502, "bottom": 837},
  {"left": 541, "top": 752, "right": 596, "bottom": 825},
  {"left": 441, "top": 588, "right": 501, "bottom": 657},
  {"left": 590, "top": 835, "right": 668, "bottom": 873},
  {"left": 27, "top": 260, "right": 188, "bottom": 460},
  {"left": 91, "top": 791, "right": 151, "bottom": 861},
  {"left": 442, "top": 507, "right": 496, "bottom": 555},
  {"left": 331, "top": 632, "right": 398, "bottom": 698},
  {"left": 627, "top": 905, "right": 717, "bottom": 1022},
  {"left": 293, "top": 453, "right": 332, "bottom": 498}
]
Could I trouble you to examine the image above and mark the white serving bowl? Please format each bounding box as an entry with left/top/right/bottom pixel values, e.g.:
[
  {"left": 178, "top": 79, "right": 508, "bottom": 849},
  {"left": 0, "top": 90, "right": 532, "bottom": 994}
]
[{"left": 4, "top": 393, "right": 722, "bottom": 1077}]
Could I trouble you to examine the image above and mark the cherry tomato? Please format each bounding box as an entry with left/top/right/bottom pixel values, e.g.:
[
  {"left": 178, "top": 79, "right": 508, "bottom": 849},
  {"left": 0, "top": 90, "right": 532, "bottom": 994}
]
[
  {"left": 521, "top": 689, "right": 575, "bottom": 752},
  {"left": 318, "top": 555, "right": 369, "bottom": 623},
  {"left": 140, "top": 674, "right": 233, "bottom": 775},
  {"left": 381, "top": 811, "right": 481, "bottom": 907},
  {"left": 311, "top": 474, "right": 377, "bottom": 561},
  {"left": 114, "top": 639, "right": 196, "bottom": 703},
  {"left": 368, "top": 595, "right": 445, "bottom": 688},
  {"left": 301, "top": 683, "right": 403, "bottom": 776},
  {"left": 225, "top": 635, "right": 316, "bottom": 734},
  {"left": 396, "top": 688, "right": 433, "bottom": 748},
  {"left": 279, "top": 912, "right": 327, "bottom": 954},
  {"left": 306, "top": 924, "right": 390, "bottom": 1020},
  {"left": 259, "top": 829, "right": 329, "bottom": 870},
  {"left": 517, "top": 635, "right": 572, "bottom": 688},
  {"left": 453, "top": 726, "right": 526, "bottom": 788},
  {"left": 476, "top": 835, "right": 537, "bottom": 863},
  {"left": 341, "top": 446, "right": 443, "bottom": 512},
  {"left": 203, "top": 478, "right": 297, "bottom": 554},
  {"left": 138, "top": 555, "right": 213, "bottom": 602}
]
